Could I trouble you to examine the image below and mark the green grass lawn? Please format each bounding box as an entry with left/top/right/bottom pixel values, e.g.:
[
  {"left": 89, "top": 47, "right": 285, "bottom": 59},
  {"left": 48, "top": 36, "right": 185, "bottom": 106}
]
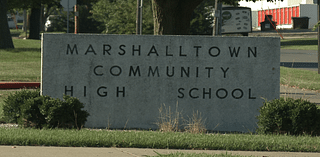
[
  {"left": 281, "top": 66, "right": 320, "bottom": 90},
  {"left": 10, "top": 29, "right": 31, "bottom": 39},
  {"left": 281, "top": 38, "right": 318, "bottom": 50},
  {"left": 1, "top": 128, "right": 320, "bottom": 152},
  {"left": 0, "top": 38, "right": 41, "bottom": 82}
]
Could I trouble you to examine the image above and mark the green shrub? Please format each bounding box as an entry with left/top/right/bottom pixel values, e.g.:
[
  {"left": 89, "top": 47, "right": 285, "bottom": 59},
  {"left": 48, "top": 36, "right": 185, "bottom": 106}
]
[
  {"left": 3, "top": 90, "right": 89, "bottom": 129},
  {"left": 19, "top": 96, "right": 50, "bottom": 128},
  {"left": 257, "top": 98, "right": 320, "bottom": 135},
  {"left": 41, "top": 95, "right": 90, "bottom": 129},
  {"left": 3, "top": 89, "right": 40, "bottom": 123}
]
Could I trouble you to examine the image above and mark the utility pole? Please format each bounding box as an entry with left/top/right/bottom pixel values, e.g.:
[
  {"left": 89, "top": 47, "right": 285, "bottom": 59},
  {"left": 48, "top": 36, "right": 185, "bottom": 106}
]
[
  {"left": 318, "top": 0, "right": 320, "bottom": 74},
  {"left": 67, "top": 0, "right": 69, "bottom": 33},
  {"left": 136, "top": 0, "right": 143, "bottom": 35},
  {"left": 213, "top": 0, "right": 222, "bottom": 36},
  {"left": 213, "top": 0, "right": 218, "bottom": 36},
  {"left": 218, "top": 3, "right": 222, "bottom": 35},
  {"left": 74, "top": 4, "right": 78, "bottom": 34}
]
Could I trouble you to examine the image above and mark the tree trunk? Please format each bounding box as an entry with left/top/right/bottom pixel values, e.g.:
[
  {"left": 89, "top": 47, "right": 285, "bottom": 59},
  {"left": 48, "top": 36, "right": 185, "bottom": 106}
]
[
  {"left": 152, "top": 0, "right": 204, "bottom": 35},
  {"left": 43, "top": 2, "right": 61, "bottom": 32},
  {"left": 0, "top": 0, "right": 14, "bottom": 49},
  {"left": 29, "top": 7, "right": 41, "bottom": 39}
]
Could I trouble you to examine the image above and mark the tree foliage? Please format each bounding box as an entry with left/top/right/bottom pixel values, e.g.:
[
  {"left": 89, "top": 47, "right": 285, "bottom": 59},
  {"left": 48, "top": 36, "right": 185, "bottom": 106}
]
[
  {"left": 7, "top": 0, "right": 62, "bottom": 39},
  {"left": 46, "top": 12, "right": 75, "bottom": 32},
  {"left": 190, "top": 0, "right": 214, "bottom": 35},
  {"left": 7, "top": 0, "right": 61, "bottom": 10},
  {"left": 313, "top": 21, "right": 320, "bottom": 31},
  {"left": 151, "top": 0, "right": 204, "bottom": 35},
  {"left": 91, "top": 0, "right": 216, "bottom": 35},
  {"left": 77, "top": 0, "right": 99, "bottom": 5},
  {"left": 91, "top": 0, "right": 153, "bottom": 34}
]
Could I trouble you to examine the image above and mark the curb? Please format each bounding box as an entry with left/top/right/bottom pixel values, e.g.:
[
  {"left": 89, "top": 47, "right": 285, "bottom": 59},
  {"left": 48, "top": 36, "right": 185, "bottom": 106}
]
[{"left": 0, "top": 82, "right": 40, "bottom": 89}]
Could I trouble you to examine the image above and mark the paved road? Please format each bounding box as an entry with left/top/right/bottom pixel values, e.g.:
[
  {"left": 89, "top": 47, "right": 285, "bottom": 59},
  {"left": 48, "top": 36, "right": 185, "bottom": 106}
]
[
  {"left": 281, "top": 84, "right": 320, "bottom": 104},
  {"left": 249, "top": 29, "right": 318, "bottom": 39},
  {"left": 281, "top": 49, "right": 318, "bottom": 71},
  {"left": 281, "top": 49, "right": 317, "bottom": 62}
]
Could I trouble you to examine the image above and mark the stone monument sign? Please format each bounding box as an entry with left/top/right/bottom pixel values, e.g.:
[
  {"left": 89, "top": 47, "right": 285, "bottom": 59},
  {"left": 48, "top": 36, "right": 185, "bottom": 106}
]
[{"left": 41, "top": 34, "right": 280, "bottom": 132}]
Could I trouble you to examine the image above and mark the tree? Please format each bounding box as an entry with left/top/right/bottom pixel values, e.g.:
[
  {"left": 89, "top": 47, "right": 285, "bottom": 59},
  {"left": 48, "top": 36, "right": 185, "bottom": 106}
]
[
  {"left": 91, "top": 0, "right": 217, "bottom": 35},
  {"left": 77, "top": 0, "right": 99, "bottom": 5},
  {"left": 190, "top": 0, "right": 214, "bottom": 35},
  {"left": 76, "top": 0, "right": 105, "bottom": 33},
  {"left": 77, "top": 5, "right": 104, "bottom": 33},
  {"left": 91, "top": 0, "right": 153, "bottom": 34},
  {"left": 41, "top": 2, "right": 63, "bottom": 31},
  {"left": 29, "top": 7, "right": 41, "bottom": 39},
  {"left": 151, "top": 0, "right": 205, "bottom": 35},
  {"left": 0, "top": 0, "right": 14, "bottom": 49},
  {"left": 7, "top": 0, "right": 61, "bottom": 39},
  {"left": 91, "top": 0, "right": 243, "bottom": 35},
  {"left": 46, "top": 11, "right": 75, "bottom": 32}
]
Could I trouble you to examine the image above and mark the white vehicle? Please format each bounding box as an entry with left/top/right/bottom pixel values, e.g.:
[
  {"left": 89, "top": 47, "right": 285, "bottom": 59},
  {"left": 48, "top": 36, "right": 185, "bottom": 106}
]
[
  {"left": 45, "top": 15, "right": 61, "bottom": 32},
  {"left": 7, "top": 16, "right": 16, "bottom": 29}
]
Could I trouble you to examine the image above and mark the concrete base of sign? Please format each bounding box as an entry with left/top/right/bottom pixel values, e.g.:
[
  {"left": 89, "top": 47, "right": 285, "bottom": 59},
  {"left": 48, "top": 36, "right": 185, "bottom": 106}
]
[{"left": 41, "top": 34, "right": 280, "bottom": 132}]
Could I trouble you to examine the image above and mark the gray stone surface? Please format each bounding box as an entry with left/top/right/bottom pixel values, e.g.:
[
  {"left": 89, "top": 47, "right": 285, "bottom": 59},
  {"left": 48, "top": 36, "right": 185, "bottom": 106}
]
[
  {"left": 41, "top": 34, "right": 280, "bottom": 132},
  {"left": 2, "top": 146, "right": 320, "bottom": 157}
]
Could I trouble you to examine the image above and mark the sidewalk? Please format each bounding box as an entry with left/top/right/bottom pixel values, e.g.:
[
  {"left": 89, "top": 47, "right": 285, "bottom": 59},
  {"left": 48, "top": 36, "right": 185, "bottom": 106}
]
[
  {"left": 281, "top": 85, "right": 320, "bottom": 104},
  {"left": 1, "top": 146, "right": 319, "bottom": 157}
]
